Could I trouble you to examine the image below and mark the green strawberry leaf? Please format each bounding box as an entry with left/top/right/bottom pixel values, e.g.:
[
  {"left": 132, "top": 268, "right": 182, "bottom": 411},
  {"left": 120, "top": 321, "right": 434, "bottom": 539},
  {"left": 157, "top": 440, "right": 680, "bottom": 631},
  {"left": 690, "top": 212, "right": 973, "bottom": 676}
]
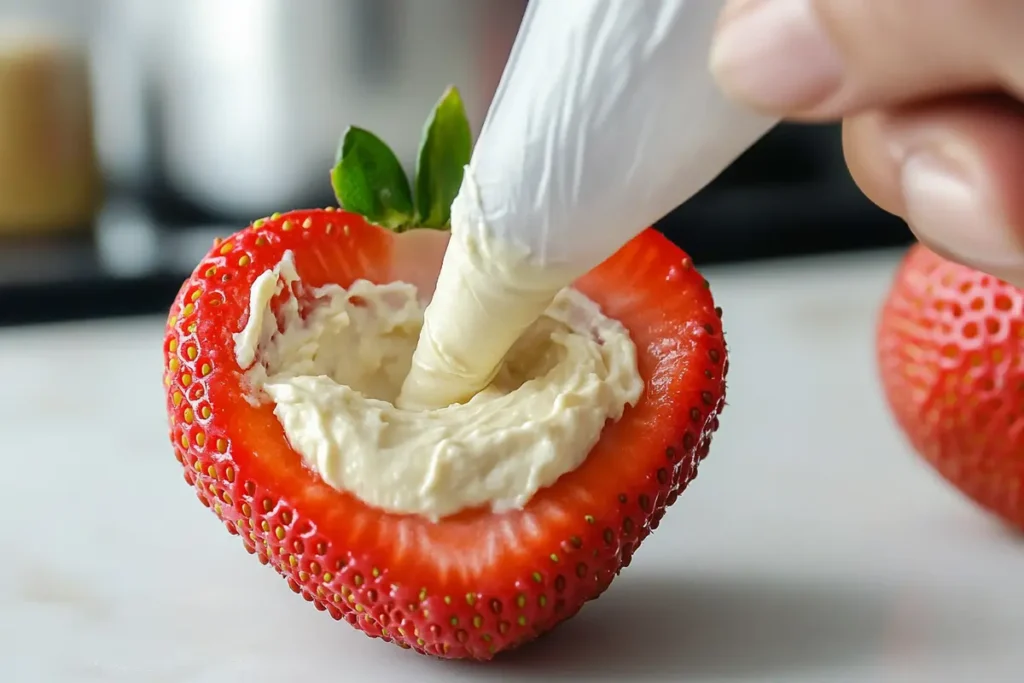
[
  {"left": 414, "top": 86, "right": 472, "bottom": 229},
  {"left": 331, "top": 126, "right": 415, "bottom": 230}
]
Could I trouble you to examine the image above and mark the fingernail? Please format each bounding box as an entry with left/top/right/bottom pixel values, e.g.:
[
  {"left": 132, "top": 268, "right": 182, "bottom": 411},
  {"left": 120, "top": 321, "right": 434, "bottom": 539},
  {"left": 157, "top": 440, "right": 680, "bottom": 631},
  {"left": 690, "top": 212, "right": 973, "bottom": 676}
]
[
  {"left": 710, "top": 0, "right": 843, "bottom": 112},
  {"left": 901, "top": 150, "right": 1024, "bottom": 268}
]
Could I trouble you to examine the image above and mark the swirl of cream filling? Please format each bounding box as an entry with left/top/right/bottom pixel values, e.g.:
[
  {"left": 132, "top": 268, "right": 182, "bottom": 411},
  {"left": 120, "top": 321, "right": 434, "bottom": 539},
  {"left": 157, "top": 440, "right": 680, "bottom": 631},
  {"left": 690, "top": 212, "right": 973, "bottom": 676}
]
[{"left": 233, "top": 250, "right": 643, "bottom": 521}]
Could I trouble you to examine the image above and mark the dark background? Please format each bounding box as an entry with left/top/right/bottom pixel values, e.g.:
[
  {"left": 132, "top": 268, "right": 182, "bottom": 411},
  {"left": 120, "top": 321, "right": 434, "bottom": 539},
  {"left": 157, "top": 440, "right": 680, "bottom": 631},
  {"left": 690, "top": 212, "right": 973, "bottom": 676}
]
[{"left": 0, "top": 0, "right": 912, "bottom": 328}]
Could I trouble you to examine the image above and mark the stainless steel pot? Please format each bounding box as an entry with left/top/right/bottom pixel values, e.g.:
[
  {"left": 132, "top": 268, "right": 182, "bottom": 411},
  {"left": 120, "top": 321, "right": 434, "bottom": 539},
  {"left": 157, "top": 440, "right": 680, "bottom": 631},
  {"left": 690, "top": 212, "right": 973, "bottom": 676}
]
[
  {"left": 150, "top": 0, "right": 526, "bottom": 218},
  {"left": 90, "top": 0, "right": 158, "bottom": 191}
]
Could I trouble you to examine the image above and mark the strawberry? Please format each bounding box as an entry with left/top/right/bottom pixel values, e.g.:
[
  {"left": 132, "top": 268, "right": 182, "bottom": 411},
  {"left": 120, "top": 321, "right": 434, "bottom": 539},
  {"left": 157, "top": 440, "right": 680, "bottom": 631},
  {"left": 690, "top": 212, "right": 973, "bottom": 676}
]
[
  {"left": 877, "top": 243, "right": 1024, "bottom": 529},
  {"left": 162, "top": 87, "right": 728, "bottom": 659}
]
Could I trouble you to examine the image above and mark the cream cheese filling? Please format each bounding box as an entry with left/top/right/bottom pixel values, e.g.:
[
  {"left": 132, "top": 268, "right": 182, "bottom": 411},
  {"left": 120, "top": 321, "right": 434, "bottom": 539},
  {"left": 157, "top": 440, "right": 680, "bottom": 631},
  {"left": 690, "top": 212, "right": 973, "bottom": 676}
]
[{"left": 233, "top": 250, "right": 643, "bottom": 521}]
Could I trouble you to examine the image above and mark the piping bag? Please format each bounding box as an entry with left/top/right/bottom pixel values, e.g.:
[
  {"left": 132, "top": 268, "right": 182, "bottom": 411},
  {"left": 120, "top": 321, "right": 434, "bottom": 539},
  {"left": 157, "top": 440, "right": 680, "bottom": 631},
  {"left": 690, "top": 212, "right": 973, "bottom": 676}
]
[{"left": 397, "top": 0, "right": 778, "bottom": 410}]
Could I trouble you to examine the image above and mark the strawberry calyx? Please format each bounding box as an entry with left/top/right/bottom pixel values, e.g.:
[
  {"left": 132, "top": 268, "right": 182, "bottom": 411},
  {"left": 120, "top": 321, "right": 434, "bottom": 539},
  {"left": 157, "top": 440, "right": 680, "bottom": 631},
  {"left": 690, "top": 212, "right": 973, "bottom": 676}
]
[{"left": 330, "top": 85, "right": 471, "bottom": 232}]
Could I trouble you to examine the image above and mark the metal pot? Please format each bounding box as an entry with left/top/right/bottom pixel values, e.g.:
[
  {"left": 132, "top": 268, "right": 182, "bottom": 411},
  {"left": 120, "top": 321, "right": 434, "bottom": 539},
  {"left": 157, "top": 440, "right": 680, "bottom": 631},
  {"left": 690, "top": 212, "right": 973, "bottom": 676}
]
[
  {"left": 150, "top": 0, "right": 525, "bottom": 218},
  {"left": 89, "top": 0, "right": 159, "bottom": 191}
]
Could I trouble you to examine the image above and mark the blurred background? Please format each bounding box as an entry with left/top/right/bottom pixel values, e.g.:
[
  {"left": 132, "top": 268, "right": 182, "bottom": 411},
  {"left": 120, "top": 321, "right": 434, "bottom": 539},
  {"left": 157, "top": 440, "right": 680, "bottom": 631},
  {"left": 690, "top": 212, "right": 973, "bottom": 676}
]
[{"left": 0, "top": 0, "right": 913, "bottom": 327}]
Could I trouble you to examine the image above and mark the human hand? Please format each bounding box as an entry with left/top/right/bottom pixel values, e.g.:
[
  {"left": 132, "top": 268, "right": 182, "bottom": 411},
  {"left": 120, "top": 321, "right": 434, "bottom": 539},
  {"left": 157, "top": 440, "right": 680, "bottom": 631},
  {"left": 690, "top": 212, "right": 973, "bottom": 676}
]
[{"left": 709, "top": 0, "right": 1024, "bottom": 287}]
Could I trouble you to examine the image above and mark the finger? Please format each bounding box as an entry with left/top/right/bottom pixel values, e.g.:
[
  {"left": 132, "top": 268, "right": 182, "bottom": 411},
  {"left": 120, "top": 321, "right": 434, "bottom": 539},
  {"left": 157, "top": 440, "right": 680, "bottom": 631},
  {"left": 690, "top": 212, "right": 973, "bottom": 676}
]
[
  {"left": 710, "top": 0, "right": 1024, "bottom": 120},
  {"left": 842, "top": 95, "right": 1024, "bottom": 286},
  {"left": 842, "top": 112, "right": 902, "bottom": 217}
]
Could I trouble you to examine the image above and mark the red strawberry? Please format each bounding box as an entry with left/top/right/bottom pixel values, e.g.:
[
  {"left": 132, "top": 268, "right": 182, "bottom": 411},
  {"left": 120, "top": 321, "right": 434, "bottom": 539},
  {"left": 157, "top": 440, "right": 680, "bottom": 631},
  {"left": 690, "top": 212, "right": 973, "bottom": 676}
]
[
  {"left": 162, "top": 87, "right": 728, "bottom": 659},
  {"left": 877, "top": 243, "right": 1024, "bottom": 529}
]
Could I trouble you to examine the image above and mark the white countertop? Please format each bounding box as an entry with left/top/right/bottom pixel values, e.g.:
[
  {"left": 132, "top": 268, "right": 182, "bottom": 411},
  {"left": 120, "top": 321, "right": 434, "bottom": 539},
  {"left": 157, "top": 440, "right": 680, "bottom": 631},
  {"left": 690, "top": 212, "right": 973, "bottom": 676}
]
[{"left": 3, "top": 248, "right": 1023, "bottom": 683}]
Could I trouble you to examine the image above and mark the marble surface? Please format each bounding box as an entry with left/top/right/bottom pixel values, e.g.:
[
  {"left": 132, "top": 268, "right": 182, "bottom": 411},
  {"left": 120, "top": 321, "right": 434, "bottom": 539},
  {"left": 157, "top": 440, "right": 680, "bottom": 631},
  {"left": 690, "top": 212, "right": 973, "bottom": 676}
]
[{"left": 3, "top": 249, "right": 1023, "bottom": 682}]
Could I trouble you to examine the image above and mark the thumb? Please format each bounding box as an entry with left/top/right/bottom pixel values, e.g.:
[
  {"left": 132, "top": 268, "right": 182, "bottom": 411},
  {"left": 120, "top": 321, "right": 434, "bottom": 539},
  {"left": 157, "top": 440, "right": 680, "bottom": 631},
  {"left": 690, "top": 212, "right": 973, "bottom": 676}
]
[
  {"left": 709, "top": 0, "right": 1024, "bottom": 119},
  {"left": 843, "top": 96, "right": 1024, "bottom": 287}
]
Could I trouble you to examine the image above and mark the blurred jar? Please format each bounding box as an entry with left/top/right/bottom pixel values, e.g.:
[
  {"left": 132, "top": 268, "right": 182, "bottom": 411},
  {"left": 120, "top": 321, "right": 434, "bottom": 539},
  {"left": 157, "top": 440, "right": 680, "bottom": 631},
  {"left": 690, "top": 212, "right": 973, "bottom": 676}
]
[
  {"left": 0, "top": 16, "right": 102, "bottom": 236},
  {"left": 152, "top": 0, "right": 525, "bottom": 219}
]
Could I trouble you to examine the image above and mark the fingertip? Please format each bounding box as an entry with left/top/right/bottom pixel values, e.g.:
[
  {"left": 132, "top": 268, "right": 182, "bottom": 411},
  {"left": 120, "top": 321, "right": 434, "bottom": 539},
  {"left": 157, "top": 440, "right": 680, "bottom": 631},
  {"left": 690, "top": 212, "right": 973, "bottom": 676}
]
[
  {"left": 894, "top": 98, "right": 1024, "bottom": 274},
  {"left": 841, "top": 114, "right": 904, "bottom": 217},
  {"left": 842, "top": 96, "right": 1024, "bottom": 280},
  {"left": 897, "top": 146, "right": 1023, "bottom": 268},
  {"left": 709, "top": 0, "right": 843, "bottom": 116}
]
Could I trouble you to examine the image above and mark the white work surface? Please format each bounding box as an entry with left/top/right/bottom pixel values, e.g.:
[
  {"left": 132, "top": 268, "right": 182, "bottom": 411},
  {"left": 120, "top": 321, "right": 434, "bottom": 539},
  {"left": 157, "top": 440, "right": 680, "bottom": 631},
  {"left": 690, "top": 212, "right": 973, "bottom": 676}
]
[{"left": 3, "top": 249, "right": 1024, "bottom": 683}]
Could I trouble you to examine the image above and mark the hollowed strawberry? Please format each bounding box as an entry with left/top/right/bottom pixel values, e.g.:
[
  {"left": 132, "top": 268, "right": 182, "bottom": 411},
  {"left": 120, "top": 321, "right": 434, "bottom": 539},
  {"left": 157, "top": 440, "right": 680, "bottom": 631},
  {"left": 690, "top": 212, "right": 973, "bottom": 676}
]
[{"left": 162, "top": 87, "right": 728, "bottom": 659}]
